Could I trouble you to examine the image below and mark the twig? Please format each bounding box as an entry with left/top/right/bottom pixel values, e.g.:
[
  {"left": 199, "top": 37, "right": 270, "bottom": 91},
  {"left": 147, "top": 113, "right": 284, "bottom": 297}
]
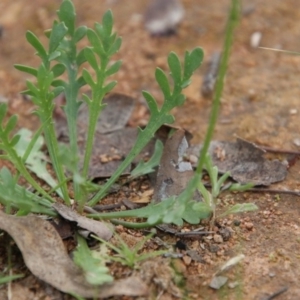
[
  {"left": 260, "top": 146, "right": 300, "bottom": 156},
  {"left": 262, "top": 286, "right": 288, "bottom": 300},
  {"left": 248, "top": 188, "right": 300, "bottom": 197}
]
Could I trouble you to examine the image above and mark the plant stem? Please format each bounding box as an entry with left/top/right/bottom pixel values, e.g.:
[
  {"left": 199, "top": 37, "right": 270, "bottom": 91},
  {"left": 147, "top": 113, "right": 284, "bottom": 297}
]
[{"left": 195, "top": 0, "right": 240, "bottom": 175}]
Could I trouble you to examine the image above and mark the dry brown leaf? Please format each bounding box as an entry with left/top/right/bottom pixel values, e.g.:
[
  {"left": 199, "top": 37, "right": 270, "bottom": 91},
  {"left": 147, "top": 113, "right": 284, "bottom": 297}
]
[
  {"left": 0, "top": 211, "right": 148, "bottom": 298},
  {"left": 53, "top": 202, "right": 113, "bottom": 240}
]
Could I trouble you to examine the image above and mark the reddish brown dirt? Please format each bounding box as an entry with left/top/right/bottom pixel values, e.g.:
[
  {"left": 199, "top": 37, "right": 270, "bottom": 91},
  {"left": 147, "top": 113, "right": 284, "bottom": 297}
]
[{"left": 1, "top": 0, "right": 300, "bottom": 299}]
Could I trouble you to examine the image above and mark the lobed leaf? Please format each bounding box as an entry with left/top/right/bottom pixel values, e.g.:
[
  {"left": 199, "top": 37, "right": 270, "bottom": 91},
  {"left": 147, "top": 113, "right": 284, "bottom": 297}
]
[
  {"left": 57, "top": 0, "right": 76, "bottom": 35},
  {"left": 183, "top": 47, "right": 204, "bottom": 80}
]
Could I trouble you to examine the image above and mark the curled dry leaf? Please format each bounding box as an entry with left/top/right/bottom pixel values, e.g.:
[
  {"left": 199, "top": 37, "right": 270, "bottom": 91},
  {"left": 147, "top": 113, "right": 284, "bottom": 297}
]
[
  {"left": 0, "top": 211, "right": 148, "bottom": 298},
  {"left": 187, "top": 138, "right": 287, "bottom": 185},
  {"left": 53, "top": 202, "right": 113, "bottom": 240}
]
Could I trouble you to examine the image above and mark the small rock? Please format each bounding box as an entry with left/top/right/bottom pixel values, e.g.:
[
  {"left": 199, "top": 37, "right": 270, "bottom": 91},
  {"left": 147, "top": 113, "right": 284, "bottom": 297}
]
[
  {"left": 245, "top": 222, "right": 254, "bottom": 231},
  {"left": 228, "top": 281, "right": 239, "bottom": 289},
  {"left": 144, "top": 0, "right": 184, "bottom": 36},
  {"left": 233, "top": 219, "right": 241, "bottom": 226},
  {"left": 209, "top": 276, "right": 228, "bottom": 289},
  {"left": 219, "top": 227, "right": 232, "bottom": 241},
  {"left": 213, "top": 234, "right": 224, "bottom": 243},
  {"left": 250, "top": 31, "right": 262, "bottom": 48},
  {"left": 182, "top": 255, "right": 192, "bottom": 266}
]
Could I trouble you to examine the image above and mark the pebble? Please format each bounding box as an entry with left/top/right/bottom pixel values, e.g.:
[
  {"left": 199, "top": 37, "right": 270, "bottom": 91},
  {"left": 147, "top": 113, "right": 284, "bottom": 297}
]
[
  {"left": 245, "top": 222, "right": 254, "bottom": 230},
  {"left": 250, "top": 31, "right": 262, "bottom": 48},
  {"left": 213, "top": 234, "right": 224, "bottom": 243}
]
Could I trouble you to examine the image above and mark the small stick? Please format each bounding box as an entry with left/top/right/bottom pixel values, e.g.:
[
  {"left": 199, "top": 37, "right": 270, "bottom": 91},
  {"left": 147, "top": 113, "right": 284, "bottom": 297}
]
[
  {"left": 248, "top": 188, "right": 300, "bottom": 197},
  {"left": 262, "top": 286, "right": 288, "bottom": 300},
  {"left": 260, "top": 146, "right": 300, "bottom": 156}
]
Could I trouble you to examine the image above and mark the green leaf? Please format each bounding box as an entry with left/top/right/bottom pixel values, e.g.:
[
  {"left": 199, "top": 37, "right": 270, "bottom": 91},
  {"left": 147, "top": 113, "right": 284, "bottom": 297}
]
[
  {"left": 82, "top": 69, "right": 96, "bottom": 88},
  {"left": 57, "top": 0, "right": 76, "bottom": 35},
  {"left": 0, "top": 103, "right": 8, "bottom": 122},
  {"left": 105, "top": 60, "right": 122, "bottom": 77},
  {"left": 87, "top": 29, "right": 103, "bottom": 56},
  {"left": 103, "top": 81, "right": 117, "bottom": 94},
  {"left": 52, "top": 86, "right": 65, "bottom": 98},
  {"left": 49, "top": 50, "right": 61, "bottom": 61},
  {"left": 51, "top": 79, "right": 66, "bottom": 88},
  {"left": 26, "top": 31, "right": 47, "bottom": 59},
  {"left": 155, "top": 68, "right": 171, "bottom": 99},
  {"left": 51, "top": 64, "right": 66, "bottom": 78},
  {"left": 14, "top": 129, "right": 63, "bottom": 198},
  {"left": 142, "top": 91, "right": 159, "bottom": 115},
  {"left": 14, "top": 65, "right": 38, "bottom": 77},
  {"left": 4, "top": 115, "right": 18, "bottom": 135},
  {"left": 229, "top": 182, "right": 255, "bottom": 192},
  {"left": 0, "top": 167, "right": 55, "bottom": 215},
  {"left": 102, "top": 10, "right": 113, "bottom": 36},
  {"left": 108, "top": 37, "right": 122, "bottom": 56},
  {"left": 73, "top": 235, "right": 113, "bottom": 285},
  {"left": 184, "top": 47, "right": 204, "bottom": 79},
  {"left": 76, "top": 48, "right": 87, "bottom": 66},
  {"left": 84, "top": 47, "right": 98, "bottom": 71},
  {"left": 168, "top": 52, "right": 182, "bottom": 84},
  {"left": 74, "top": 26, "right": 87, "bottom": 43},
  {"left": 220, "top": 203, "right": 258, "bottom": 218},
  {"left": 131, "top": 139, "right": 163, "bottom": 178},
  {"left": 49, "top": 22, "right": 68, "bottom": 53},
  {"left": 0, "top": 274, "right": 24, "bottom": 284},
  {"left": 25, "top": 81, "right": 39, "bottom": 97}
]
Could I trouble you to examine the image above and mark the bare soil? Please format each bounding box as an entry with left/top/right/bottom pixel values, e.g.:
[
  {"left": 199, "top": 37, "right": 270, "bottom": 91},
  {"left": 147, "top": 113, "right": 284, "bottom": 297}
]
[{"left": 1, "top": 0, "right": 300, "bottom": 299}]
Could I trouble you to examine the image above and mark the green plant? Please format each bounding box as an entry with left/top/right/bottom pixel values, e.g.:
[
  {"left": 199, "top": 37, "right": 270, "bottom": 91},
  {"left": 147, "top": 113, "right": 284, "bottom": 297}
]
[
  {"left": 0, "top": 273, "right": 24, "bottom": 285},
  {"left": 0, "top": 0, "right": 203, "bottom": 215},
  {"left": 73, "top": 235, "right": 113, "bottom": 285},
  {"left": 92, "top": 233, "right": 166, "bottom": 269},
  {"left": 89, "top": 0, "right": 257, "bottom": 228},
  {"left": 195, "top": 154, "right": 257, "bottom": 228}
]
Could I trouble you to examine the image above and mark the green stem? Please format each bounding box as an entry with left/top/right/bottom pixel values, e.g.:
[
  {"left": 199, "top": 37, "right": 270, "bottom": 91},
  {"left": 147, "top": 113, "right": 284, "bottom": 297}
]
[
  {"left": 195, "top": 0, "right": 239, "bottom": 175},
  {"left": 87, "top": 124, "right": 159, "bottom": 206},
  {"left": 42, "top": 113, "right": 70, "bottom": 205}
]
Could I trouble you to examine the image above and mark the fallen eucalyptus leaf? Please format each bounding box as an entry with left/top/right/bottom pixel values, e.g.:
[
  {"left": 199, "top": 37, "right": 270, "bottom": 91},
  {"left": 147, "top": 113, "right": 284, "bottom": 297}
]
[
  {"left": 53, "top": 202, "right": 113, "bottom": 240},
  {"left": 0, "top": 211, "right": 148, "bottom": 298},
  {"left": 187, "top": 138, "right": 287, "bottom": 185}
]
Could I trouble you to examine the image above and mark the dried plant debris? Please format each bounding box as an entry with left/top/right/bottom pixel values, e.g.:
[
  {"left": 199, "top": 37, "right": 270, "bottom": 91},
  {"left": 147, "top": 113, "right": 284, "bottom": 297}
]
[
  {"left": 55, "top": 93, "right": 135, "bottom": 139},
  {"left": 153, "top": 129, "right": 201, "bottom": 202},
  {"left": 144, "top": 0, "right": 184, "bottom": 35},
  {"left": 78, "top": 93, "right": 135, "bottom": 134},
  {"left": 53, "top": 202, "right": 113, "bottom": 240},
  {"left": 0, "top": 211, "right": 147, "bottom": 298},
  {"left": 187, "top": 138, "right": 287, "bottom": 185}
]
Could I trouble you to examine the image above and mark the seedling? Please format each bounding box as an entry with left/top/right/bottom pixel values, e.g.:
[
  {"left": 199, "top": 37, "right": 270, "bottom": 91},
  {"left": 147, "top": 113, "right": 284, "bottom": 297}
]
[
  {"left": 92, "top": 233, "right": 166, "bottom": 269},
  {"left": 73, "top": 235, "right": 113, "bottom": 285}
]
